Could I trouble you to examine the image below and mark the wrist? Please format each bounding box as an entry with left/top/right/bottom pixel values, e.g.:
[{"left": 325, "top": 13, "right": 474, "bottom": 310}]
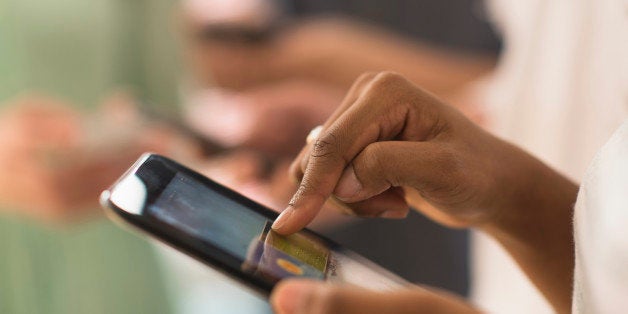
[
  {"left": 476, "top": 143, "right": 578, "bottom": 313},
  {"left": 479, "top": 141, "right": 578, "bottom": 234}
]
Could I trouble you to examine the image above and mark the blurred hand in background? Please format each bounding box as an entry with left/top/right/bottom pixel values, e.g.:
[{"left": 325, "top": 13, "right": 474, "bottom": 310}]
[
  {"left": 0, "top": 94, "right": 199, "bottom": 225},
  {"left": 184, "top": 80, "right": 342, "bottom": 159}
]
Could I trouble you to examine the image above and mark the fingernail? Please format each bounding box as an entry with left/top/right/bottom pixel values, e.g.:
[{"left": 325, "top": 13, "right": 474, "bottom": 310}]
[
  {"left": 272, "top": 206, "right": 294, "bottom": 231},
  {"left": 334, "top": 165, "right": 362, "bottom": 201},
  {"left": 378, "top": 210, "right": 408, "bottom": 219}
]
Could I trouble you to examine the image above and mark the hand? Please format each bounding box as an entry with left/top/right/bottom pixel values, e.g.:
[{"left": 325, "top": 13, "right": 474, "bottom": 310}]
[
  {"left": 271, "top": 279, "right": 481, "bottom": 314},
  {"left": 0, "top": 97, "right": 91, "bottom": 222},
  {"left": 270, "top": 72, "right": 578, "bottom": 313},
  {"left": 272, "top": 71, "right": 539, "bottom": 234},
  {"left": 0, "top": 95, "right": 194, "bottom": 224}
]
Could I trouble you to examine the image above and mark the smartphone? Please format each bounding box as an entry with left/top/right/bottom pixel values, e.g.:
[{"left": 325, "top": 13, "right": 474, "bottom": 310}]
[{"left": 100, "top": 153, "right": 410, "bottom": 298}]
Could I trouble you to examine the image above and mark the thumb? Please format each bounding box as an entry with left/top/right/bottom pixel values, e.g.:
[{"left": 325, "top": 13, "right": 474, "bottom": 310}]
[
  {"left": 333, "top": 141, "right": 457, "bottom": 203},
  {"left": 271, "top": 279, "right": 479, "bottom": 314}
]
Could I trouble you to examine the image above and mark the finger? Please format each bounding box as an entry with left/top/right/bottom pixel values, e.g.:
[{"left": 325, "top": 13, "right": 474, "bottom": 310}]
[
  {"left": 290, "top": 152, "right": 409, "bottom": 219},
  {"left": 292, "top": 72, "right": 379, "bottom": 182},
  {"left": 271, "top": 279, "right": 480, "bottom": 314},
  {"left": 333, "top": 141, "right": 460, "bottom": 205},
  {"left": 273, "top": 73, "right": 419, "bottom": 234},
  {"left": 332, "top": 187, "right": 409, "bottom": 218},
  {"left": 402, "top": 186, "right": 469, "bottom": 227}
]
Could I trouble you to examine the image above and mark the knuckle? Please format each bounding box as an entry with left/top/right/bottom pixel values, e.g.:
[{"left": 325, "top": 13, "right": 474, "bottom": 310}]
[
  {"left": 350, "top": 72, "right": 380, "bottom": 98},
  {"left": 372, "top": 71, "right": 406, "bottom": 89},
  {"left": 356, "top": 71, "right": 378, "bottom": 84},
  {"left": 310, "top": 133, "right": 340, "bottom": 161},
  {"left": 363, "top": 72, "right": 412, "bottom": 110}
]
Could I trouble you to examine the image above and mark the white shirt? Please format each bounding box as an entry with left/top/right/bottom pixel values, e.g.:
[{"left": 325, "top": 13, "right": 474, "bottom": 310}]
[
  {"left": 573, "top": 120, "right": 628, "bottom": 313},
  {"left": 475, "top": 0, "right": 628, "bottom": 312}
]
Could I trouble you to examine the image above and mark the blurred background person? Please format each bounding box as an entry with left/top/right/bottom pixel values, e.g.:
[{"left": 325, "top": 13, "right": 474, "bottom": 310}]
[{"left": 0, "top": 1, "right": 187, "bottom": 313}]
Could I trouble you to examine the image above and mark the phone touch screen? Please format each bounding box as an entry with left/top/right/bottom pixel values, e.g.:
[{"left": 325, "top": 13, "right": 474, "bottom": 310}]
[{"left": 150, "top": 173, "right": 330, "bottom": 282}]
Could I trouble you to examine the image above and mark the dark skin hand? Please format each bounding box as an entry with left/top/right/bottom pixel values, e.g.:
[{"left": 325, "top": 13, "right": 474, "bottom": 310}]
[{"left": 270, "top": 72, "right": 578, "bottom": 313}]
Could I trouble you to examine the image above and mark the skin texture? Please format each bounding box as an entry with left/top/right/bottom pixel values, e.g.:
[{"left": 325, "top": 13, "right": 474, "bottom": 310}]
[{"left": 270, "top": 72, "right": 578, "bottom": 313}]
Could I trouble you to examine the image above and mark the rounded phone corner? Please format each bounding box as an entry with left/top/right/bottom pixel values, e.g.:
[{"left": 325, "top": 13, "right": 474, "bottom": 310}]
[
  {"left": 108, "top": 174, "right": 148, "bottom": 216},
  {"left": 99, "top": 190, "right": 111, "bottom": 209}
]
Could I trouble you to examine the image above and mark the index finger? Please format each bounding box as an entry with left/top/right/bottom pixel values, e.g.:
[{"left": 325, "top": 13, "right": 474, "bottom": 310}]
[
  {"left": 289, "top": 72, "right": 379, "bottom": 183},
  {"left": 272, "top": 72, "right": 414, "bottom": 234}
]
